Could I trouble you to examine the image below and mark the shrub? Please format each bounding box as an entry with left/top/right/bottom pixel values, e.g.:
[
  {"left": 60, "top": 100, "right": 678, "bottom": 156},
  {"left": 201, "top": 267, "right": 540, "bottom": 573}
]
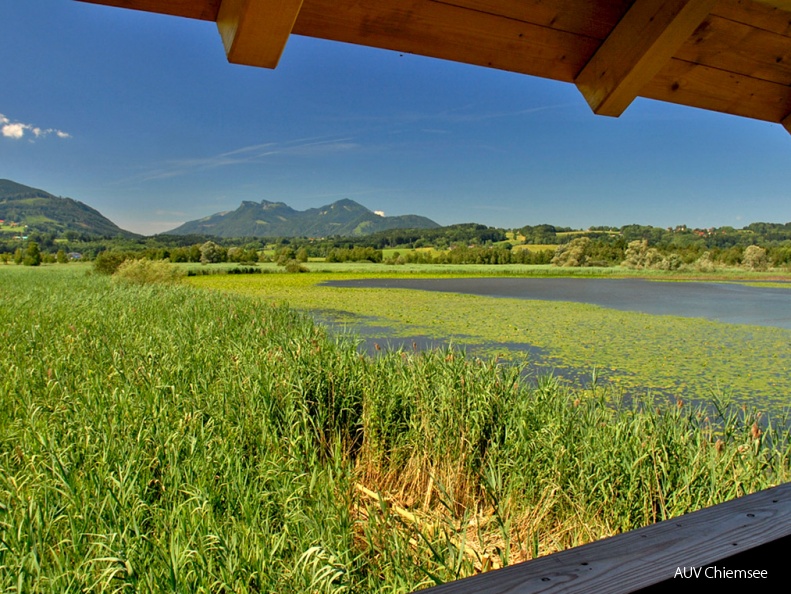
[
  {"left": 693, "top": 251, "right": 717, "bottom": 272},
  {"left": 94, "top": 250, "right": 127, "bottom": 275},
  {"left": 112, "top": 258, "right": 184, "bottom": 284},
  {"left": 622, "top": 240, "right": 681, "bottom": 270},
  {"left": 200, "top": 241, "right": 226, "bottom": 264},
  {"left": 284, "top": 259, "right": 308, "bottom": 273},
  {"left": 552, "top": 237, "right": 591, "bottom": 267},
  {"left": 742, "top": 245, "right": 768, "bottom": 271},
  {"left": 22, "top": 241, "right": 42, "bottom": 266}
]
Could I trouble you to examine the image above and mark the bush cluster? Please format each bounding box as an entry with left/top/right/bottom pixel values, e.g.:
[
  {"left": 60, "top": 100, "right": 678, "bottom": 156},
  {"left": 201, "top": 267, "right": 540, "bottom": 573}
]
[{"left": 112, "top": 258, "right": 185, "bottom": 284}]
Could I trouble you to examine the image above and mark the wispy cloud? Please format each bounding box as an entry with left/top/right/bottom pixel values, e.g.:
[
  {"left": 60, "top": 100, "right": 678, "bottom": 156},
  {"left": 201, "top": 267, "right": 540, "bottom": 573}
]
[
  {"left": 316, "top": 103, "right": 576, "bottom": 143},
  {"left": 430, "top": 103, "right": 575, "bottom": 123},
  {"left": 1, "top": 112, "right": 71, "bottom": 140},
  {"left": 137, "top": 136, "right": 359, "bottom": 181},
  {"left": 328, "top": 103, "right": 573, "bottom": 128}
]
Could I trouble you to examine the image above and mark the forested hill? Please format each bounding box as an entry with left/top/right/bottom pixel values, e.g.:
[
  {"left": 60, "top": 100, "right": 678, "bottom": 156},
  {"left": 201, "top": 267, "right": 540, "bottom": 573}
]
[
  {"left": 166, "top": 198, "right": 440, "bottom": 238},
  {"left": 0, "top": 179, "right": 136, "bottom": 238}
]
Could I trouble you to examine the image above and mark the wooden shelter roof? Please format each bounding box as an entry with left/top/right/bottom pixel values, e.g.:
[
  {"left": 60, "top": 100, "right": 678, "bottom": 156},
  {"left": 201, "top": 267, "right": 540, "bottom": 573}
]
[{"left": 77, "top": 1, "right": 791, "bottom": 132}]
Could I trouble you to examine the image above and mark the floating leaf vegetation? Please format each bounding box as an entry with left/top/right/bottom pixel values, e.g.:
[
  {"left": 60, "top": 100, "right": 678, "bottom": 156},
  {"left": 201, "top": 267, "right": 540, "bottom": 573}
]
[{"left": 193, "top": 270, "right": 791, "bottom": 411}]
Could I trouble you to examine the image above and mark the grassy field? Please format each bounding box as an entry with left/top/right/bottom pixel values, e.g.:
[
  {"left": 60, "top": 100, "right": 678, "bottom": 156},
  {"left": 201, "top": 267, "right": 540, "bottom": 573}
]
[
  {"left": 508, "top": 244, "right": 557, "bottom": 253},
  {"left": 2, "top": 264, "right": 790, "bottom": 591},
  {"left": 191, "top": 266, "right": 791, "bottom": 412},
  {"left": 0, "top": 224, "right": 25, "bottom": 236}
]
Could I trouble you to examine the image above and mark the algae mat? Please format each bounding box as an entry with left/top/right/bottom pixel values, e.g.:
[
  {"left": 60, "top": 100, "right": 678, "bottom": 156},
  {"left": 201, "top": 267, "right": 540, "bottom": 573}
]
[{"left": 192, "top": 272, "right": 791, "bottom": 412}]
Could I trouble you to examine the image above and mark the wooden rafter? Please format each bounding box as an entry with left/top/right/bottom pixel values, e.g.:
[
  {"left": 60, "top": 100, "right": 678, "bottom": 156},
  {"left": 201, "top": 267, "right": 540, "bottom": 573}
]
[
  {"left": 217, "top": 0, "right": 303, "bottom": 68},
  {"left": 74, "top": 0, "right": 791, "bottom": 135},
  {"left": 644, "top": 59, "right": 791, "bottom": 123},
  {"left": 574, "top": 0, "right": 718, "bottom": 117},
  {"left": 77, "top": 0, "right": 221, "bottom": 21},
  {"left": 292, "top": 0, "right": 603, "bottom": 83},
  {"left": 756, "top": 0, "right": 791, "bottom": 10}
]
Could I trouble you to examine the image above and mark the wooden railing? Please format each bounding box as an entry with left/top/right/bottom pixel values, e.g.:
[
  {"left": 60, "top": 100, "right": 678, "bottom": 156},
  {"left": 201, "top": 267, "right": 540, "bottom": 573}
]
[{"left": 417, "top": 482, "right": 791, "bottom": 593}]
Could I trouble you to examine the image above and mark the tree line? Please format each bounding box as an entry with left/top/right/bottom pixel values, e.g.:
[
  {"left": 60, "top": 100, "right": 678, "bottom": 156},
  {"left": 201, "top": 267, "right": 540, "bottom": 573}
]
[{"left": 3, "top": 221, "right": 791, "bottom": 270}]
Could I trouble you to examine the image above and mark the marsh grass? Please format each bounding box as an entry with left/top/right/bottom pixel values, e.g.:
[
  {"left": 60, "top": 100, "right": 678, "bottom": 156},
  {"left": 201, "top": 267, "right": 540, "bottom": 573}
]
[
  {"left": 1, "top": 266, "right": 789, "bottom": 591},
  {"left": 192, "top": 260, "right": 791, "bottom": 280}
]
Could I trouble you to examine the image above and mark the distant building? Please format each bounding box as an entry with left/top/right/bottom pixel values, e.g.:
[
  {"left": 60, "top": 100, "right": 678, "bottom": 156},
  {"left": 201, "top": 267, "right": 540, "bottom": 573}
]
[{"left": 374, "top": 210, "right": 385, "bottom": 217}]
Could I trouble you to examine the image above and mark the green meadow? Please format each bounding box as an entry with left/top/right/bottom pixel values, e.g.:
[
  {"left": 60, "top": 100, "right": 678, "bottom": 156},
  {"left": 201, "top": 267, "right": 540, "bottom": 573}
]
[{"left": 2, "top": 264, "right": 790, "bottom": 591}]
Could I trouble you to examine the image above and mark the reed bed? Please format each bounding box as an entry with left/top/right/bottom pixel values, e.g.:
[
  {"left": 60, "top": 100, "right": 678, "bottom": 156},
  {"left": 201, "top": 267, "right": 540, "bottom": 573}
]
[{"left": 1, "top": 266, "right": 789, "bottom": 591}]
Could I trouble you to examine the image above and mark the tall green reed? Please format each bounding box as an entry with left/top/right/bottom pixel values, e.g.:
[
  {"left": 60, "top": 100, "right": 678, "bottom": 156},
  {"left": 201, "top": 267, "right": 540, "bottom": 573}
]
[{"left": 1, "top": 266, "right": 788, "bottom": 591}]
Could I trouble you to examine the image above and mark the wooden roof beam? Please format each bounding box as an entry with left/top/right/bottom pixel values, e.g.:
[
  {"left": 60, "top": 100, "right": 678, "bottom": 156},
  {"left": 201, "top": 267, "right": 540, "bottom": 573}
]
[
  {"left": 783, "top": 112, "right": 791, "bottom": 135},
  {"left": 76, "top": 0, "right": 221, "bottom": 21},
  {"left": 575, "top": 0, "right": 717, "bottom": 117},
  {"left": 756, "top": 1, "right": 791, "bottom": 11},
  {"left": 217, "top": 0, "right": 303, "bottom": 68}
]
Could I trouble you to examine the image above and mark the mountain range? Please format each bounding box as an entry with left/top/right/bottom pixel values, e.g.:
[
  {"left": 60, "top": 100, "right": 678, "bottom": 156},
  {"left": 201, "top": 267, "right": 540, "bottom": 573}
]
[
  {"left": 0, "top": 180, "right": 439, "bottom": 239},
  {"left": 165, "top": 198, "right": 440, "bottom": 238},
  {"left": 0, "top": 179, "right": 135, "bottom": 238}
]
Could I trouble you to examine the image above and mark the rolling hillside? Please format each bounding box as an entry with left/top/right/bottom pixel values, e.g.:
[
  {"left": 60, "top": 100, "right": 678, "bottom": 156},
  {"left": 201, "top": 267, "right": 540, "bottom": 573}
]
[{"left": 0, "top": 179, "right": 135, "bottom": 237}]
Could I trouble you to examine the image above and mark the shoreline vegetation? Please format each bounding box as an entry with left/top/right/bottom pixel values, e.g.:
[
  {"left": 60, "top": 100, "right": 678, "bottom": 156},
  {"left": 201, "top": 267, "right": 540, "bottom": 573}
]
[
  {"left": 5, "top": 219, "right": 791, "bottom": 274},
  {"left": 1, "top": 263, "right": 790, "bottom": 591}
]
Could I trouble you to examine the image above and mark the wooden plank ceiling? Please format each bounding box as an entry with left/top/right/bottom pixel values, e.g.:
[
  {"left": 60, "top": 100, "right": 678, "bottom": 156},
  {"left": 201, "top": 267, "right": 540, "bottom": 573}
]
[{"left": 78, "top": 0, "right": 791, "bottom": 133}]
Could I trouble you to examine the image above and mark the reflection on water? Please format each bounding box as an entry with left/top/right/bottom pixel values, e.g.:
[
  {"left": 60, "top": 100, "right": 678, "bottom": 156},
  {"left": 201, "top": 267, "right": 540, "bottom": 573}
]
[{"left": 323, "top": 278, "right": 791, "bottom": 329}]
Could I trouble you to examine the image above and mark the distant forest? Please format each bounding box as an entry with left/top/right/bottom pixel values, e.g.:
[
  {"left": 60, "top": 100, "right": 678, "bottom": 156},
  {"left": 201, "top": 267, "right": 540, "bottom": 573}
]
[{"left": 3, "top": 221, "right": 791, "bottom": 270}]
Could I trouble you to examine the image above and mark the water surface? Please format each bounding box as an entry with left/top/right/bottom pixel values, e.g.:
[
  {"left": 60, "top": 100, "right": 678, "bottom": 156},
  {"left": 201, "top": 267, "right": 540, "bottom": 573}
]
[{"left": 323, "top": 278, "right": 791, "bottom": 329}]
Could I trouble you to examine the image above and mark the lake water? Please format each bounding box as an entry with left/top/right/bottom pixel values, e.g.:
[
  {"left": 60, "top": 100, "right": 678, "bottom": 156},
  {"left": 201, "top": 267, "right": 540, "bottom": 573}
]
[
  {"left": 323, "top": 278, "right": 791, "bottom": 330},
  {"left": 315, "top": 277, "right": 791, "bottom": 410}
]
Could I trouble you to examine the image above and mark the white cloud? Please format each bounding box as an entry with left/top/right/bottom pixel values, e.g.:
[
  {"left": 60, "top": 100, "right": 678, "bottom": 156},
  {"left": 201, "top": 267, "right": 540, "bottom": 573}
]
[
  {"left": 2, "top": 123, "right": 25, "bottom": 139},
  {"left": 0, "top": 112, "right": 71, "bottom": 140}
]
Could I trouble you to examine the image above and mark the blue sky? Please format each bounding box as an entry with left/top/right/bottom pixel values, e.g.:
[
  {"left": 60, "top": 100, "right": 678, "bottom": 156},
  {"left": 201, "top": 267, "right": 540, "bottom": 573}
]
[{"left": 2, "top": 1, "right": 790, "bottom": 235}]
